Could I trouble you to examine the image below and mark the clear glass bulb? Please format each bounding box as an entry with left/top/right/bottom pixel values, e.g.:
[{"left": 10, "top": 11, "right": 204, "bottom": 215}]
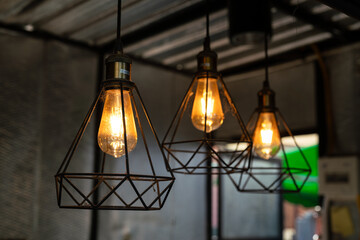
[
  {"left": 253, "top": 112, "right": 281, "bottom": 159},
  {"left": 98, "top": 89, "right": 137, "bottom": 158},
  {"left": 191, "top": 77, "right": 224, "bottom": 133}
]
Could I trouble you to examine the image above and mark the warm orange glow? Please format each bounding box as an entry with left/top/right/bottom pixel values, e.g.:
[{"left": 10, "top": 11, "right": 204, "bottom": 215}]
[
  {"left": 253, "top": 112, "right": 280, "bottom": 159},
  {"left": 98, "top": 89, "right": 137, "bottom": 158},
  {"left": 191, "top": 77, "right": 224, "bottom": 133}
]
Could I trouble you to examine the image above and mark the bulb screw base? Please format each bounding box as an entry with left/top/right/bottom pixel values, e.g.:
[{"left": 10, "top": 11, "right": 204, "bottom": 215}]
[
  {"left": 258, "top": 86, "right": 276, "bottom": 111},
  {"left": 105, "top": 52, "right": 132, "bottom": 81},
  {"left": 103, "top": 52, "right": 133, "bottom": 89},
  {"left": 197, "top": 49, "right": 217, "bottom": 72}
]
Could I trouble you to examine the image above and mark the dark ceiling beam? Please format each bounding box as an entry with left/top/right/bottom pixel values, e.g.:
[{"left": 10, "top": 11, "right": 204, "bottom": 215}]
[
  {"left": 128, "top": 54, "right": 193, "bottom": 76},
  {"left": 0, "top": 21, "right": 99, "bottom": 52},
  {"left": 315, "top": 0, "right": 360, "bottom": 21},
  {"left": 0, "top": 20, "right": 190, "bottom": 76},
  {"left": 221, "top": 30, "right": 360, "bottom": 77},
  {"left": 101, "top": 0, "right": 228, "bottom": 52},
  {"left": 272, "top": 0, "right": 350, "bottom": 40}
]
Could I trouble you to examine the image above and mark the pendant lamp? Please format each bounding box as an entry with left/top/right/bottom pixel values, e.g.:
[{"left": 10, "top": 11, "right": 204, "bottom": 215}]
[
  {"left": 55, "top": 0, "right": 175, "bottom": 210},
  {"left": 228, "top": 35, "right": 311, "bottom": 193},
  {"left": 162, "top": 0, "right": 252, "bottom": 175}
]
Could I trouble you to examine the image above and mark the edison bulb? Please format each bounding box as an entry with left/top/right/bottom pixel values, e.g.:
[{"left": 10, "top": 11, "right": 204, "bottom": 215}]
[
  {"left": 191, "top": 77, "right": 224, "bottom": 133},
  {"left": 253, "top": 112, "right": 281, "bottom": 159},
  {"left": 98, "top": 89, "right": 137, "bottom": 158}
]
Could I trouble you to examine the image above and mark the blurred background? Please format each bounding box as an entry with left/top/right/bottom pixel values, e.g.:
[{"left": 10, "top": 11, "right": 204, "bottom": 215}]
[{"left": 0, "top": 0, "right": 359, "bottom": 240}]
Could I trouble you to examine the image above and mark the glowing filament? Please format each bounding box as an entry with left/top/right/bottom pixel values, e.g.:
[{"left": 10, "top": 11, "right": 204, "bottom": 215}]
[
  {"left": 98, "top": 89, "right": 137, "bottom": 158},
  {"left": 191, "top": 77, "right": 224, "bottom": 133},
  {"left": 253, "top": 112, "right": 281, "bottom": 159}
]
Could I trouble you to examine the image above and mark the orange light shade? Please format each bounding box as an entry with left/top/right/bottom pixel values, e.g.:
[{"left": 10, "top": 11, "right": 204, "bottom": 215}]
[
  {"left": 191, "top": 77, "right": 224, "bottom": 133},
  {"left": 253, "top": 112, "right": 281, "bottom": 159},
  {"left": 98, "top": 89, "right": 137, "bottom": 158}
]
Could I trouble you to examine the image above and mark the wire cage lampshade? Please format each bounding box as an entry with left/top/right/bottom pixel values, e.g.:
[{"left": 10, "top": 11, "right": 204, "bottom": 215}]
[
  {"left": 228, "top": 87, "right": 312, "bottom": 193},
  {"left": 55, "top": 53, "right": 175, "bottom": 210},
  {"left": 228, "top": 37, "right": 311, "bottom": 193},
  {"left": 162, "top": 1, "right": 252, "bottom": 175},
  {"left": 162, "top": 49, "right": 252, "bottom": 175},
  {"left": 54, "top": 0, "right": 174, "bottom": 210}
]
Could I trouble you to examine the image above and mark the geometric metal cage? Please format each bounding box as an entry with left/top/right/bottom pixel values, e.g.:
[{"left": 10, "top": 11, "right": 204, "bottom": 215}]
[
  {"left": 228, "top": 32, "right": 311, "bottom": 193},
  {"left": 228, "top": 107, "right": 312, "bottom": 193},
  {"left": 162, "top": 1, "right": 252, "bottom": 176},
  {"left": 55, "top": 76, "right": 175, "bottom": 210},
  {"left": 162, "top": 70, "right": 252, "bottom": 175}
]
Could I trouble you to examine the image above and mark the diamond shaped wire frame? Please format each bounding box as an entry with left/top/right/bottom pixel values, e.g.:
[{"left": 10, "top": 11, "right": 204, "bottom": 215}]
[
  {"left": 55, "top": 80, "right": 175, "bottom": 210},
  {"left": 228, "top": 109, "right": 312, "bottom": 193},
  {"left": 162, "top": 71, "right": 252, "bottom": 175}
]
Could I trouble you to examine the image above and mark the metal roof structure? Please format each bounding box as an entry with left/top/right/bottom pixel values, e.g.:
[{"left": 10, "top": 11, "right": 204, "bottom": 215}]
[{"left": 0, "top": 0, "right": 359, "bottom": 76}]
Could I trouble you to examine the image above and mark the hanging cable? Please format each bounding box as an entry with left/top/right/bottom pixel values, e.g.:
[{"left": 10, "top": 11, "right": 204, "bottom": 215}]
[
  {"left": 117, "top": 0, "right": 121, "bottom": 40},
  {"left": 114, "top": 0, "right": 123, "bottom": 53},
  {"left": 263, "top": 33, "right": 270, "bottom": 88},
  {"left": 204, "top": 0, "right": 210, "bottom": 50},
  {"left": 206, "top": 0, "right": 209, "bottom": 38}
]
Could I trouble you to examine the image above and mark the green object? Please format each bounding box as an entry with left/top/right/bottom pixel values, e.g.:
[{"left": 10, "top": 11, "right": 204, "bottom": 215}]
[{"left": 282, "top": 145, "right": 319, "bottom": 207}]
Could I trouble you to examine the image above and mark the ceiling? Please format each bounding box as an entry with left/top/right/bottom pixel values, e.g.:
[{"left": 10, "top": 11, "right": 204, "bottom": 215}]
[{"left": 0, "top": 0, "right": 359, "bottom": 76}]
